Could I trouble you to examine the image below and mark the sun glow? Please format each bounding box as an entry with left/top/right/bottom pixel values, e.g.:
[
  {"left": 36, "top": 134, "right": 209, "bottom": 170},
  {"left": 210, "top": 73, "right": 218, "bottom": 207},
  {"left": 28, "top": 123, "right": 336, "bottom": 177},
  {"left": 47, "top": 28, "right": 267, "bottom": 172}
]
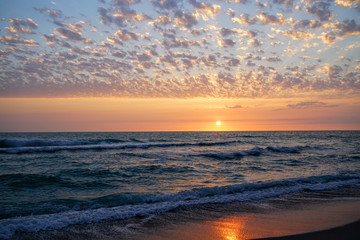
[{"left": 216, "top": 121, "right": 222, "bottom": 126}]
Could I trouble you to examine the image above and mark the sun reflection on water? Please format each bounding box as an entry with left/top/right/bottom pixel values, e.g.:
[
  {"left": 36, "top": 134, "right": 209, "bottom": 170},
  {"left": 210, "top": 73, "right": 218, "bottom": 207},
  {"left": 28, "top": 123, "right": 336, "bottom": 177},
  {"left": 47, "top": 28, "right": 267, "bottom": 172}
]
[{"left": 212, "top": 215, "right": 252, "bottom": 240}]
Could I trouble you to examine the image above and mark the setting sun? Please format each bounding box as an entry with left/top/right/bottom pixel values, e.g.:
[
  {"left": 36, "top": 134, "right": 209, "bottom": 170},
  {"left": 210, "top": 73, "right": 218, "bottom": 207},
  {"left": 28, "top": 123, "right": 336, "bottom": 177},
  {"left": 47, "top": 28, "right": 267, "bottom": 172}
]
[{"left": 216, "top": 121, "right": 222, "bottom": 126}]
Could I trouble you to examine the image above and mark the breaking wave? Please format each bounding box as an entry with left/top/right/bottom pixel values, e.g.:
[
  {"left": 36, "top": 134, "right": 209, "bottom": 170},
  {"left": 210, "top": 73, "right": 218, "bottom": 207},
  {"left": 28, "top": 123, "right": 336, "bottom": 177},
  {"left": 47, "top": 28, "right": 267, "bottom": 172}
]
[
  {"left": 0, "top": 137, "right": 334, "bottom": 155},
  {"left": 0, "top": 173, "right": 359, "bottom": 239},
  {"left": 0, "top": 139, "right": 238, "bottom": 154}
]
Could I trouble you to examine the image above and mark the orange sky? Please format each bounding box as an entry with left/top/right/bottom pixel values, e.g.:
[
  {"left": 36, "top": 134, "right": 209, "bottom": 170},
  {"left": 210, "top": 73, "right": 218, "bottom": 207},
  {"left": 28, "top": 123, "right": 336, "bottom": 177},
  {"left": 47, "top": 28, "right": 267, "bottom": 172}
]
[{"left": 1, "top": 97, "right": 359, "bottom": 132}]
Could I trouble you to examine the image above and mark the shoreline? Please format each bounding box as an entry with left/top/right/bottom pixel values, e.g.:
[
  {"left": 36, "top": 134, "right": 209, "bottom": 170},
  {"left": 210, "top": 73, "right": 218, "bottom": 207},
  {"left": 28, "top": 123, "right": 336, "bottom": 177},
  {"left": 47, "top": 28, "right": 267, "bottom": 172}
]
[
  {"left": 11, "top": 186, "right": 360, "bottom": 240},
  {"left": 137, "top": 199, "right": 360, "bottom": 240},
  {"left": 254, "top": 219, "right": 360, "bottom": 240}
]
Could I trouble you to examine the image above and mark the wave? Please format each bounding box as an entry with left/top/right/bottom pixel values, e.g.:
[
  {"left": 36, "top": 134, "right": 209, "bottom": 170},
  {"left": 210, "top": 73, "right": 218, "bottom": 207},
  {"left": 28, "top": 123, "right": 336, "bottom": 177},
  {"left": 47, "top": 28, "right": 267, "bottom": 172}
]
[
  {"left": 266, "top": 145, "right": 336, "bottom": 153},
  {"left": 197, "top": 147, "right": 261, "bottom": 160},
  {"left": 188, "top": 145, "right": 335, "bottom": 160},
  {"left": 0, "top": 172, "right": 114, "bottom": 190},
  {"left": 0, "top": 138, "right": 134, "bottom": 148},
  {"left": 0, "top": 139, "right": 238, "bottom": 154},
  {"left": 0, "top": 173, "right": 359, "bottom": 239},
  {"left": 0, "top": 137, "right": 335, "bottom": 155}
]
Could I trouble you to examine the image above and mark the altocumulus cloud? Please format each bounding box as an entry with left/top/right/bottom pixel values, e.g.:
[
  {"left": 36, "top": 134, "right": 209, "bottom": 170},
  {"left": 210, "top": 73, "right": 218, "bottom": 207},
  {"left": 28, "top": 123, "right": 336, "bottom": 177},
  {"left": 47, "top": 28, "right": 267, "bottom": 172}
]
[{"left": 0, "top": 0, "right": 359, "bottom": 98}]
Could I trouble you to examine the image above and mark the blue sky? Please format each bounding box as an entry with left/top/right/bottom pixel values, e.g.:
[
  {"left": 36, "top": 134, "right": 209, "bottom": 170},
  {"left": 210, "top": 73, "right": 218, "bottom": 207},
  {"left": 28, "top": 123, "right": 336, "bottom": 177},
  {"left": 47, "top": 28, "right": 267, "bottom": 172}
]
[{"left": 0, "top": 0, "right": 359, "bottom": 98}]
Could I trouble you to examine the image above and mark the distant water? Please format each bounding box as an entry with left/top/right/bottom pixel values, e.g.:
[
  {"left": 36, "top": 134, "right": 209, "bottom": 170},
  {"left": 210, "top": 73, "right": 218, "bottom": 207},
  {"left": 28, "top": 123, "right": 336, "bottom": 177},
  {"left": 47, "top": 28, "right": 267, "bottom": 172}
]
[{"left": 0, "top": 131, "right": 359, "bottom": 238}]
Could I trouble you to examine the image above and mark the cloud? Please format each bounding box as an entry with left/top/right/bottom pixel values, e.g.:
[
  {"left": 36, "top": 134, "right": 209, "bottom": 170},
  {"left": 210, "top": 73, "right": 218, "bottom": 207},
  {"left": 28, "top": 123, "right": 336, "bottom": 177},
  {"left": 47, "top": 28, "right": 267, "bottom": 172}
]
[
  {"left": 56, "top": 51, "right": 78, "bottom": 60},
  {"left": 181, "top": 58, "right": 195, "bottom": 69},
  {"left": 98, "top": 7, "right": 113, "bottom": 25},
  {"left": 248, "top": 38, "right": 263, "bottom": 47},
  {"left": 112, "top": 50, "right": 127, "bottom": 58},
  {"left": 275, "top": 29, "right": 315, "bottom": 40},
  {"left": 2, "top": 18, "right": 38, "bottom": 36},
  {"left": 112, "top": 8, "right": 150, "bottom": 23},
  {"left": 293, "top": 19, "right": 322, "bottom": 29},
  {"left": 34, "top": 7, "right": 63, "bottom": 19},
  {"left": 154, "top": 15, "right": 172, "bottom": 25},
  {"left": 1, "top": 0, "right": 360, "bottom": 98},
  {"left": 198, "top": 54, "right": 218, "bottom": 67},
  {"left": 190, "top": 0, "right": 221, "bottom": 20},
  {"left": 231, "top": 0, "right": 248, "bottom": 3},
  {"left": 226, "top": 58, "right": 240, "bottom": 67},
  {"left": 335, "top": 0, "right": 360, "bottom": 8},
  {"left": 317, "top": 64, "right": 343, "bottom": 76},
  {"left": 107, "top": 29, "right": 139, "bottom": 44},
  {"left": 306, "top": 2, "right": 332, "bottom": 21},
  {"left": 263, "top": 56, "right": 281, "bottom": 62},
  {"left": 151, "top": 0, "right": 181, "bottom": 10},
  {"left": 226, "top": 104, "right": 243, "bottom": 109},
  {"left": 231, "top": 13, "right": 257, "bottom": 25},
  {"left": 69, "top": 47, "right": 91, "bottom": 55},
  {"left": 0, "top": 36, "right": 39, "bottom": 47},
  {"left": 218, "top": 39, "right": 236, "bottom": 47},
  {"left": 136, "top": 52, "right": 152, "bottom": 61},
  {"left": 65, "top": 21, "right": 97, "bottom": 33},
  {"left": 170, "top": 52, "right": 197, "bottom": 59},
  {"left": 158, "top": 54, "right": 178, "bottom": 67},
  {"left": 158, "top": 37, "right": 200, "bottom": 49},
  {"left": 287, "top": 101, "right": 338, "bottom": 109},
  {"left": 257, "top": 11, "right": 287, "bottom": 25},
  {"left": 55, "top": 28, "right": 89, "bottom": 42},
  {"left": 332, "top": 20, "right": 360, "bottom": 37},
  {"left": 319, "top": 32, "right": 340, "bottom": 44},
  {"left": 217, "top": 72, "right": 236, "bottom": 85},
  {"left": 240, "top": 53, "right": 261, "bottom": 61},
  {"left": 174, "top": 11, "right": 198, "bottom": 28},
  {"left": 189, "top": 28, "right": 204, "bottom": 36},
  {"left": 111, "top": 0, "right": 141, "bottom": 6},
  {"left": 42, "top": 34, "right": 72, "bottom": 48},
  {"left": 98, "top": 7, "right": 150, "bottom": 27},
  {"left": 272, "top": 0, "right": 295, "bottom": 7},
  {"left": 219, "top": 27, "right": 236, "bottom": 37}
]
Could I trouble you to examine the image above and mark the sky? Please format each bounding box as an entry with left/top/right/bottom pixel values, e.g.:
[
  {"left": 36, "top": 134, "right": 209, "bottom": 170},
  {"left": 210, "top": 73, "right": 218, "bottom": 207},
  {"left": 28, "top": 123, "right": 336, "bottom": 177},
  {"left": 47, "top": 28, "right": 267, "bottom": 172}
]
[{"left": 0, "top": 0, "right": 359, "bottom": 132}]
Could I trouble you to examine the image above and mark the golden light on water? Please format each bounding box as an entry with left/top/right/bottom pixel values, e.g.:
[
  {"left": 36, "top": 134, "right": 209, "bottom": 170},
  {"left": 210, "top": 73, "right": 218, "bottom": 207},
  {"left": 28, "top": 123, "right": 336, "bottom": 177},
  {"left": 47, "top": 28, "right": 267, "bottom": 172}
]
[{"left": 212, "top": 215, "right": 250, "bottom": 240}]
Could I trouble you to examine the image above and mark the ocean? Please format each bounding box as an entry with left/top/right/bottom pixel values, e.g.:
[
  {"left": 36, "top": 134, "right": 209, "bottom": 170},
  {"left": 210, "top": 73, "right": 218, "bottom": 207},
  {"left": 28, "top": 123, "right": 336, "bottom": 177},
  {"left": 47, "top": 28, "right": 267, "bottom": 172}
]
[{"left": 0, "top": 131, "right": 359, "bottom": 239}]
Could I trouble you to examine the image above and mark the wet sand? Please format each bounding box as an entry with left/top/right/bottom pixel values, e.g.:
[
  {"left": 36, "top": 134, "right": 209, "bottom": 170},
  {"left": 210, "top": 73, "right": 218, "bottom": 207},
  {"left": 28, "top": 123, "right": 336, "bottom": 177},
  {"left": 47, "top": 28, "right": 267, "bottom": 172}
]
[
  {"left": 139, "top": 200, "right": 360, "bottom": 240},
  {"left": 12, "top": 187, "right": 360, "bottom": 240},
  {"left": 256, "top": 219, "right": 360, "bottom": 240}
]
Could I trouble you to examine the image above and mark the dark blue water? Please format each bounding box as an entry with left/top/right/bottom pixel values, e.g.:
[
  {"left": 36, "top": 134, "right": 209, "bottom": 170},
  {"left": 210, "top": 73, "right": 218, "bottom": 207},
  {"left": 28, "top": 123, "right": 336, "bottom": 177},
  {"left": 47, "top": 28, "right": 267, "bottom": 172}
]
[{"left": 0, "top": 131, "right": 359, "bottom": 238}]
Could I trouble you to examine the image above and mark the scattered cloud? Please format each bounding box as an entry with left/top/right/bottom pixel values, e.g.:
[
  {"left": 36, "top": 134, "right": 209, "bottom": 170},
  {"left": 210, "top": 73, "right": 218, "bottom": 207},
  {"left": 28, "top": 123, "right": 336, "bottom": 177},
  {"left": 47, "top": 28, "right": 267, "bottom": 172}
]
[
  {"left": 2, "top": 18, "right": 38, "bottom": 36},
  {"left": 107, "top": 29, "right": 139, "bottom": 44},
  {"left": 218, "top": 38, "right": 236, "bottom": 47},
  {"left": 190, "top": 0, "right": 221, "bottom": 19},
  {"left": 151, "top": 0, "right": 180, "bottom": 10},
  {"left": 226, "top": 104, "right": 243, "bottom": 109},
  {"left": 0, "top": 36, "right": 39, "bottom": 47},
  {"left": 174, "top": 11, "right": 198, "bottom": 28},
  {"left": 335, "top": 0, "right": 360, "bottom": 8},
  {"left": 306, "top": 2, "right": 333, "bottom": 21},
  {"left": 257, "top": 11, "right": 287, "bottom": 25},
  {"left": 317, "top": 64, "right": 343, "bottom": 76},
  {"left": 287, "top": 101, "right": 338, "bottom": 109},
  {"left": 0, "top": 0, "right": 359, "bottom": 98},
  {"left": 275, "top": 29, "right": 316, "bottom": 40},
  {"left": 34, "top": 7, "right": 63, "bottom": 19}
]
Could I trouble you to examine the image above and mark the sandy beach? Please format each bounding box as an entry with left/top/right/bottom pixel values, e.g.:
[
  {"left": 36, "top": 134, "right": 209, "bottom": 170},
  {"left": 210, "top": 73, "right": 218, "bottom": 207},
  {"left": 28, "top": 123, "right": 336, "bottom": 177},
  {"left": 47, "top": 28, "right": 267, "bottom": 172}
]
[
  {"left": 256, "top": 220, "right": 360, "bottom": 240},
  {"left": 12, "top": 186, "right": 360, "bottom": 240},
  {"left": 136, "top": 199, "right": 360, "bottom": 240}
]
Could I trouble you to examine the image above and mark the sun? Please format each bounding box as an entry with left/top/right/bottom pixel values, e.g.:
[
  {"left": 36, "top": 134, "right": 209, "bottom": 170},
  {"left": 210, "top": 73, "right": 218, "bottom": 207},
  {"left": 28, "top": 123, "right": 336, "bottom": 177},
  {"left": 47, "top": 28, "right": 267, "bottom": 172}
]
[{"left": 216, "top": 121, "right": 222, "bottom": 126}]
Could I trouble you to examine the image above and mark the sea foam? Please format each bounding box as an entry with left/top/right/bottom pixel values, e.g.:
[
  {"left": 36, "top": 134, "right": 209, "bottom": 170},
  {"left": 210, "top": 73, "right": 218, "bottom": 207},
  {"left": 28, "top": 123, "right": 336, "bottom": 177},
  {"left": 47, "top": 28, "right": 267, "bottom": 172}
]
[{"left": 0, "top": 173, "right": 359, "bottom": 239}]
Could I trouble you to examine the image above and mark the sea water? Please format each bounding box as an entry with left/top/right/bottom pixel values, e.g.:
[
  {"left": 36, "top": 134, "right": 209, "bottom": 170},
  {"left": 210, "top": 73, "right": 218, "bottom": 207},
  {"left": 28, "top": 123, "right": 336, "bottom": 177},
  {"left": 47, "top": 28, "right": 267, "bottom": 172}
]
[{"left": 0, "top": 131, "right": 359, "bottom": 238}]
